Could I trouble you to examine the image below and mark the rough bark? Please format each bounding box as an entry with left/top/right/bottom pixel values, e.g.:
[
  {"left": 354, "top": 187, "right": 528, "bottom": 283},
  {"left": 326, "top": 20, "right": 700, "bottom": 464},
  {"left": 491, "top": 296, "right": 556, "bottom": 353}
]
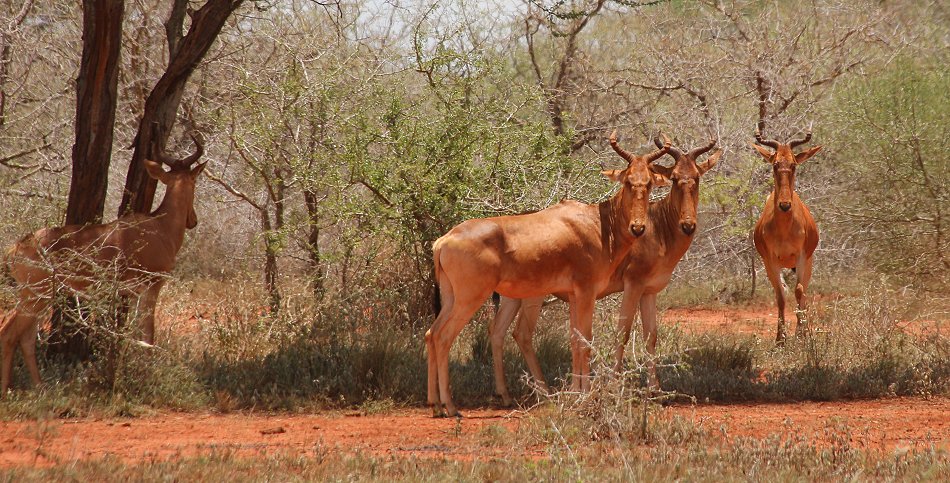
[
  {"left": 49, "top": 0, "right": 125, "bottom": 362},
  {"left": 65, "top": 0, "right": 124, "bottom": 226}
]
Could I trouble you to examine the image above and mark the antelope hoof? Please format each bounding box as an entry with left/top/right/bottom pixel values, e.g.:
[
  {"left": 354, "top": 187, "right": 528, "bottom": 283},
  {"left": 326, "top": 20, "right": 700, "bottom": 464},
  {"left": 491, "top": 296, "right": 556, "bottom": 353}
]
[
  {"left": 499, "top": 395, "right": 514, "bottom": 408},
  {"left": 431, "top": 404, "right": 446, "bottom": 418}
]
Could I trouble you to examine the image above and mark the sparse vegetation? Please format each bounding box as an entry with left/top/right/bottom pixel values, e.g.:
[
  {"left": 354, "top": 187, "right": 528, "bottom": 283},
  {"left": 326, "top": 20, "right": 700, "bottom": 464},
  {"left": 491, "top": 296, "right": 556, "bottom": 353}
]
[{"left": 0, "top": 0, "right": 947, "bottom": 478}]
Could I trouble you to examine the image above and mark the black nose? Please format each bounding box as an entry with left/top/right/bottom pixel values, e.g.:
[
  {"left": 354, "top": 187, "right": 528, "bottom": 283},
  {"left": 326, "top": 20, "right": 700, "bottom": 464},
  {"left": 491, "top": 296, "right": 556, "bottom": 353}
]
[
  {"left": 779, "top": 202, "right": 792, "bottom": 212},
  {"left": 681, "top": 222, "right": 696, "bottom": 235},
  {"left": 630, "top": 224, "right": 645, "bottom": 237}
]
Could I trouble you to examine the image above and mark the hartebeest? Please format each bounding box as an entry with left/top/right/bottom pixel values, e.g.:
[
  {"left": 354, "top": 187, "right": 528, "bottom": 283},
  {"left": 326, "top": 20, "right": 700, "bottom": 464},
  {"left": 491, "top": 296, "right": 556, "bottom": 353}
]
[
  {"left": 1, "top": 136, "right": 206, "bottom": 395},
  {"left": 752, "top": 127, "right": 821, "bottom": 343},
  {"left": 427, "top": 132, "right": 670, "bottom": 417},
  {"left": 489, "top": 135, "right": 721, "bottom": 404}
]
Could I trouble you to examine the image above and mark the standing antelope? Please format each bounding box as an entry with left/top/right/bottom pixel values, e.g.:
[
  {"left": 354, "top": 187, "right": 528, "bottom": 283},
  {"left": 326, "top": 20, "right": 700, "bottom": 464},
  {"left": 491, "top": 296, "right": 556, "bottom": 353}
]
[
  {"left": 1, "top": 137, "right": 205, "bottom": 395},
  {"left": 489, "top": 135, "right": 721, "bottom": 404},
  {"left": 427, "top": 132, "right": 670, "bottom": 417},
  {"left": 751, "top": 127, "right": 821, "bottom": 343}
]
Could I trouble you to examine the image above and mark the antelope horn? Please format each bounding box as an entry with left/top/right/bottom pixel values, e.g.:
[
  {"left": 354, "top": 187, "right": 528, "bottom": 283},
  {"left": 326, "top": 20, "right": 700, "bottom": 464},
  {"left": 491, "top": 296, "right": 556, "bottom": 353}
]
[
  {"left": 653, "top": 133, "right": 683, "bottom": 159},
  {"left": 154, "top": 132, "right": 205, "bottom": 169},
  {"left": 754, "top": 126, "right": 780, "bottom": 149},
  {"left": 688, "top": 138, "right": 718, "bottom": 159},
  {"left": 181, "top": 132, "right": 205, "bottom": 168},
  {"left": 609, "top": 130, "right": 637, "bottom": 164},
  {"left": 788, "top": 122, "right": 813, "bottom": 149},
  {"left": 645, "top": 133, "right": 671, "bottom": 163}
]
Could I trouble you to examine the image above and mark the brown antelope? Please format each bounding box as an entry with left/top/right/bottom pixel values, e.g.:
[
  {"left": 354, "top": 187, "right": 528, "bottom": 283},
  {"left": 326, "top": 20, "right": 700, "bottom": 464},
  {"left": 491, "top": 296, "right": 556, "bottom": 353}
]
[
  {"left": 489, "top": 135, "right": 721, "bottom": 404},
  {"left": 752, "top": 127, "right": 821, "bottom": 343},
  {"left": 427, "top": 132, "right": 670, "bottom": 417},
  {"left": 1, "top": 137, "right": 205, "bottom": 395}
]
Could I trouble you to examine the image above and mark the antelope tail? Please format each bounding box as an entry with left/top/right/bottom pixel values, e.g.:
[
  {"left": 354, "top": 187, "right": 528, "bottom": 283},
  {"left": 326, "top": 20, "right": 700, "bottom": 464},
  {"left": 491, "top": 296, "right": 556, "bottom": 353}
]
[
  {"left": 1, "top": 245, "right": 14, "bottom": 287},
  {"left": 432, "top": 239, "right": 444, "bottom": 316}
]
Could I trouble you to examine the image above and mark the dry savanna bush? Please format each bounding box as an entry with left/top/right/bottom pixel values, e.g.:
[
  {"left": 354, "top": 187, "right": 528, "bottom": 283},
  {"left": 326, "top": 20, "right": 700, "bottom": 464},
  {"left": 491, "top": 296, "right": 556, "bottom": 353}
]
[{"left": 0, "top": 0, "right": 945, "bottom": 427}]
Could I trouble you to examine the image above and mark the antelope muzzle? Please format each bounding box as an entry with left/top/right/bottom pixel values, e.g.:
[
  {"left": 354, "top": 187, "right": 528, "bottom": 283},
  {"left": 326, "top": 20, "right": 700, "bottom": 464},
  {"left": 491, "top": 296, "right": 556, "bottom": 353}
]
[
  {"left": 779, "top": 201, "right": 792, "bottom": 212},
  {"left": 681, "top": 221, "right": 696, "bottom": 235},
  {"left": 630, "top": 223, "right": 646, "bottom": 237}
]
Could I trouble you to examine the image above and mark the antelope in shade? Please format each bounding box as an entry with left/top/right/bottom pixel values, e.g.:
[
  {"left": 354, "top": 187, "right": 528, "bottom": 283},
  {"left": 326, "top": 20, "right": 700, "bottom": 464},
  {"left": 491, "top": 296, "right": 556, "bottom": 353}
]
[
  {"left": 0, "top": 137, "right": 205, "bottom": 395},
  {"left": 752, "top": 127, "right": 821, "bottom": 343},
  {"left": 490, "top": 135, "right": 721, "bottom": 404},
  {"left": 427, "top": 132, "right": 670, "bottom": 417}
]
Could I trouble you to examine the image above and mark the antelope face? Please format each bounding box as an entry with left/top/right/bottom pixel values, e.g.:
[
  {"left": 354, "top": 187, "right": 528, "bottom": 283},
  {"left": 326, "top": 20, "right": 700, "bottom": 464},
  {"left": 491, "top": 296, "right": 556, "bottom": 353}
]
[
  {"left": 618, "top": 163, "right": 666, "bottom": 237},
  {"left": 144, "top": 160, "right": 208, "bottom": 229},
  {"left": 654, "top": 136, "right": 721, "bottom": 236},
  {"left": 753, "top": 138, "right": 822, "bottom": 214},
  {"left": 604, "top": 131, "right": 671, "bottom": 238}
]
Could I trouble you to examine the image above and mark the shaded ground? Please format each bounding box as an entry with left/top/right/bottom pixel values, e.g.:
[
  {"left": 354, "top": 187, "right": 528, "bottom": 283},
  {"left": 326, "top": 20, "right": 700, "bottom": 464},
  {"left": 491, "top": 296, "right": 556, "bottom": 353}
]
[{"left": 1, "top": 398, "right": 947, "bottom": 468}]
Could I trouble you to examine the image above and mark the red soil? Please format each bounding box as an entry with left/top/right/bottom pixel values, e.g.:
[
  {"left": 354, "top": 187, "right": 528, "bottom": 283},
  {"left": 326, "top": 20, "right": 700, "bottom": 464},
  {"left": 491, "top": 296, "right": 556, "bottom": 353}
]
[
  {"left": 667, "top": 397, "right": 950, "bottom": 452},
  {"left": 665, "top": 304, "right": 776, "bottom": 338},
  {"left": 1, "top": 398, "right": 948, "bottom": 468}
]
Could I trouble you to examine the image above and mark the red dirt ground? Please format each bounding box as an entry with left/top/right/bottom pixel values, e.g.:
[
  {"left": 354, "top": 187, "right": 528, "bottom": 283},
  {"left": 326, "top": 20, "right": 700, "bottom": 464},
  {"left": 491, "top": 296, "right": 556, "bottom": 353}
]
[
  {"left": 2, "top": 303, "right": 945, "bottom": 468},
  {"left": 663, "top": 303, "right": 945, "bottom": 339},
  {"left": 1, "top": 398, "right": 947, "bottom": 468}
]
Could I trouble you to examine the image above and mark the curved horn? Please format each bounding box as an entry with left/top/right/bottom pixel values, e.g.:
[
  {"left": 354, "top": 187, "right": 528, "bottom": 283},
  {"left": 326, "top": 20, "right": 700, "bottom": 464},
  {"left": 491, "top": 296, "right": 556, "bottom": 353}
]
[
  {"left": 181, "top": 132, "right": 205, "bottom": 168},
  {"left": 645, "top": 133, "right": 671, "bottom": 163},
  {"left": 154, "top": 132, "right": 205, "bottom": 169},
  {"left": 688, "top": 138, "right": 718, "bottom": 159},
  {"left": 754, "top": 126, "right": 780, "bottom": 149},
  {"left": 653, "top": 133, "right": 683, "bottom": 159},
  {"left": 788, "top": 122, "right": 813, "bottom": 149},
  {"left": 609, "top": 130, "right": 637, "bottom": 164}
]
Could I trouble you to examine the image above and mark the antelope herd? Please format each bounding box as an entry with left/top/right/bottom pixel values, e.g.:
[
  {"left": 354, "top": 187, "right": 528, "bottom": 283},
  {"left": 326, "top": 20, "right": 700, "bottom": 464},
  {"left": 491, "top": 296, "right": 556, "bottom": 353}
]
[
  {"left": 430, "top": 126, "right": 821, "bottom": 416},
  {"left": 0, "top": 125, "right": 822, "bottom": 412}
]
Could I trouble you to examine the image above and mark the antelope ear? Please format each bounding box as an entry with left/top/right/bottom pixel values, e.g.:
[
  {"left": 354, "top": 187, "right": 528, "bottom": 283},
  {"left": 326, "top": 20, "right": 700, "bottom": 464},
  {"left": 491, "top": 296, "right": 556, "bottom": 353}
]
[
  {"left": 652, "top": 172, "right": 671, "bottom": 187},
  {"left": 601, "top": 169, "right": 624, "bottom": 183},
  {"left": 697, "top": 149, "right": 722, "bottom": 175},
  {"left": 795, "top": 145, "right": 822, "bottom": 164},
  {"left": 144, "top": 160, "right": 170, "bottom": 183},
  {"left": 186, "top": 206, "right": 198, "bottom": 229},
  {"left": 649, "top": 162, "right": 673, "bottom": 178},
  {"left": 751, "top": 143, "right": 774, "bottom": 162},
  {"left": 190, "top": 161, "right": 207, "bottom": 177}
]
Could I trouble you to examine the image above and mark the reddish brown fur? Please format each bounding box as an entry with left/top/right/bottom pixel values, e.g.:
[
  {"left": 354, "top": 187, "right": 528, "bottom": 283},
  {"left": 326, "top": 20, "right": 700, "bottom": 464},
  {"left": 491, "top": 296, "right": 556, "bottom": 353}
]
[
  {"left": 489, "top": 136, "right": 721, "bottom": 404},
  {"left": 1, "top": 142, "right": 205, "bottom": 396},
  {"left": 751, "top": 130, "right": 822, "bottom": 343},
  {"left": 426, "top": 133, "right": 669, "bottom": 417}
]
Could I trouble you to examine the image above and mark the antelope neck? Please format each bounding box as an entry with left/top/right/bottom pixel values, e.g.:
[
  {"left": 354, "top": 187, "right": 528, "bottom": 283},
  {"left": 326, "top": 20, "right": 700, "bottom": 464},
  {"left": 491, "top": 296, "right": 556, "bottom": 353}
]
[{"left": 150, "top": 185, "right": 192, "bottom": 246}]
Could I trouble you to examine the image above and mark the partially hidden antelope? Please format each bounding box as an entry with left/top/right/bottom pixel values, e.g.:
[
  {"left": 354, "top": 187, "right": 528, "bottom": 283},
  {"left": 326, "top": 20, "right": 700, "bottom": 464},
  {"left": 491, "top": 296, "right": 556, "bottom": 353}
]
[
  {"left": 752, "top": 127, "right": 821, "bottom": 343},
  {"left": 1, "top": 136, "right": 206, "bottom": 395},
  {"left": 427, "top": 132, "right": 670, "bottom": 417},
  {"left": 489, "top": 135, "right": 721, "bottom": 404}
]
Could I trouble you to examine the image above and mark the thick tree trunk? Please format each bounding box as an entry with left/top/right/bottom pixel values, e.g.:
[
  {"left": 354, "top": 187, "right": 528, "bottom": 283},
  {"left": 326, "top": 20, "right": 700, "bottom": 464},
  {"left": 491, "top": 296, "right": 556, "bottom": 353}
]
[
  {"left": 49, "top": 0, "right": 124, "bottom": 361},
  {"left": 66, "top": 0, "right": 124, "bottom": 225},
  {"left": 119, "top": 0, "right": 243, "bottom": 216}
]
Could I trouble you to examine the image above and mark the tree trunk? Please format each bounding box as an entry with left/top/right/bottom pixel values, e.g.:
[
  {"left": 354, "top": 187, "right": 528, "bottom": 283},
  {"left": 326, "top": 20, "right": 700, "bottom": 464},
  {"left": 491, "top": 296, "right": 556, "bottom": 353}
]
[
  {"left": 66, "top": 0, "right": 124, "bottom": 225},
  {"left": 262, "top": 209, "right": 281, "bottom": 315},
  {"left": 49, "top": 0, "right": 124, "bottom": 361},
  {"left": 303, "top": 189, "right": 324, "bottom": 301},
  {"left": 119, "top": 0, "right": 243, "bottom": 216}
]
